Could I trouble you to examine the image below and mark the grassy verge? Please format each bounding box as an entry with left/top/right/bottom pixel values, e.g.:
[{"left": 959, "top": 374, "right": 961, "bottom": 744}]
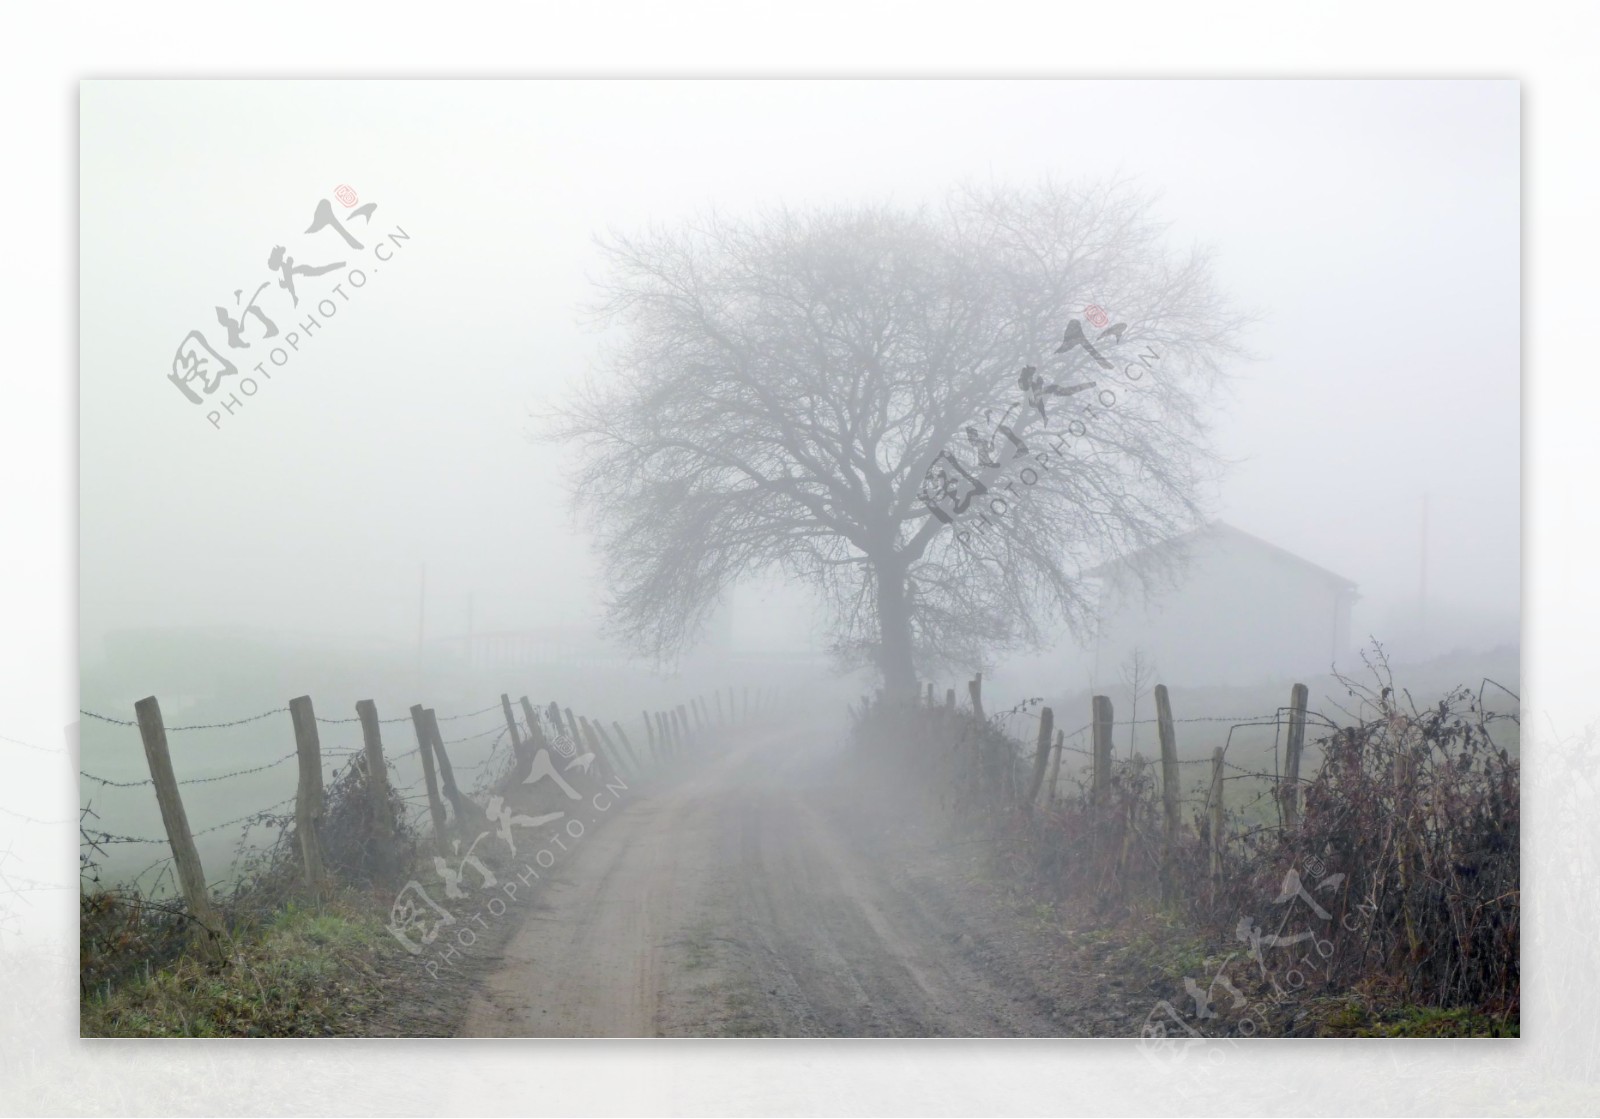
[{"left": 81, "top": 893, "right": 406, "bottom": 1037}]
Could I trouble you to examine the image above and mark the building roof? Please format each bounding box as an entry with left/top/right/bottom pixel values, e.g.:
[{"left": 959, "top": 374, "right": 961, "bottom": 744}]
[{"left": 1085, "top": 521, "right": 1358, "bottom": 592}]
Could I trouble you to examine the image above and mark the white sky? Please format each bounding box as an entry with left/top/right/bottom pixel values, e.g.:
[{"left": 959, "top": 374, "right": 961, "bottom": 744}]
[{"left": 79, "top": 79, "right": 1519, "bottom": 659}]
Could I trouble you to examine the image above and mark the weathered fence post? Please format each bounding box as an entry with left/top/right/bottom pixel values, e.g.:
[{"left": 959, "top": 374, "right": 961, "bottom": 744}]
[
  {"left": 408, "top": 704, "right": 448, "bottom": 841},
  {"left": 1044, "top": 729, "right": 1064, "bottom": 805},
  {"left": 643, "top": 710, "right": 657, "bottom": 760},
  {"left": 354, "top": 699, "right": 397, "bottom": 844},
  {"left": 968, "top": 674, "right": 984, "bottom": 722},
  {"left": 945, "top": 687, "right": 956, "bottom": 712},
  {"left": 576, "top": 715, "right": 608, "bottom": 774},
  {"left": 500, "top": 693, "right": 530, "bottom": 780},
  {"left": 563, "top": 707, "right": 581, "bottom": 751},
  {"left": 1155, "top": 684, "right": 1181, "bottom": 876},
  {"left": 612, "top": 721, "right": 640, "bottom": 772},
  {"left": 591, "top": 716, "right": 623, "bottom": 776},
  {"left": 678, "top": 704, "right": 693, "bottom": 748},
  {"left": 1282, "top": 682, "right": 1309, "bottom": 831},
  {"left": 134, "top": 696, "right": 223, "bottom": 948},
  {"left": 547, "top": 702, "right": 569, "bottom": 744},
  {"left": 1091, "top": 695, "right": 1114, "bottom": 806},
  {"left": 1209, "top": 746, "right": 1226, "bottom": 884},
  {"left": 1026, "top": 705, "right": 1055, "bottom": 809},
  {"left": 595, "top": 719, "right": 631, "bottom": 777},
  {"left": 286, "top": 696, "right": 330, "bottom": 895},
  {"left": 1394, "top": 749, "right": 1420, "bottom": 956},
  {"left": 518, "top": 697, "right": 545, "bottom": 781},
  {"left": 422, "top": 708, "right": 474, "bottom": 826}
]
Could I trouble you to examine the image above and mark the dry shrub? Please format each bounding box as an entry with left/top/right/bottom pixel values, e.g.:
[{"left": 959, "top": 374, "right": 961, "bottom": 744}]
[
  {"left": 851, "top": 648, "right": 1519, "bottom": 1018},
  {"left": 81, "top": 754, "right": 418, "bottom": 999}
]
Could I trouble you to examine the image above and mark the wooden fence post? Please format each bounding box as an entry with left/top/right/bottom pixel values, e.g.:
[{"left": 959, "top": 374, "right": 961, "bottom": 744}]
[
  {"left": 589, "top": 716, "right": 622, "bottom": 776},
  {"left": 1044, "top": 729, "right": 1064, "bottom": 805},
  {"left": 423, "top": 708, "right": 475, "bottom": 826},
  {"left": 563, "top": 707, "right": 581, "bottom": 751},
  {"left": 1209, "top": 747, "right": 1226, "bottom": 884},
  {"left": 1119, "top": 752, "right": 1147, "bottom": 878},
  {"left": 408, "top": 704, "right": 448, "bottom": 842},
  {"left": 945, "top": 688, "right": 956, "bottom": 712},
  {"left": 518, "top": 696, "right": 546, "bottom": 781},
  {"left": 595, "top": 719, "right": 632, "bottom": 777},
  {"left": 613, "top": 721, "right": 640, "bottom": 772},
  {"left": 968, "top": 674, "right": 985, "bottom": 722},
  {"left": 678, "top": 704, "right": 693, "bottom": 747},
  {"left": 1155, "top": 684, "right": 1181, "bottom": 876},
  {"left": 1282, "top": 682, "right": 1309, "bottom": 831},
  {"left": 547, "top": 702, "right": 569, "bottom": 744},
  {"left": 354, "top": 699, "right": 397, "bottom": 845},
  {"left": 1092, "top": 695, "right": 1114, "bottom": 806},
  {"left": 576, "top": 715, "right": 607, "bottom": 772},
  {"left": 1026, "top": 706, "right": 1055, "bottom": 809},
  {"left": 643, "top": 710, "right": 657, "bottom": 759},
  {"left": 1394, "top": 750, "right": 1420, "bottom": 957},
  {"left": 286, "top": 696, "right": 330, "bottom": 896},
  {"left": 500, "top": 693, "right": 530, "bottom": 780},
  {"left": 134, "top": 696, "right": 223, "bottom": 947}
]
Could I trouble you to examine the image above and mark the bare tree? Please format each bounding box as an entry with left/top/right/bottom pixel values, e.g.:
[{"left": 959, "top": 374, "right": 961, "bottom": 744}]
[
  {"left": 549, "top": 180, "right": 1248, "bottom": 697},
  {"left": 1121, "top": 647, "right": 1156, "bottom": 759}
]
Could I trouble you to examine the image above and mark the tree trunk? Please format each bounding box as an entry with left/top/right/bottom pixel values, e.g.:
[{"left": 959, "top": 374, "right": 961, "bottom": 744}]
[{"left": 875, "top": 559, "right": 917, "bottom": 701}]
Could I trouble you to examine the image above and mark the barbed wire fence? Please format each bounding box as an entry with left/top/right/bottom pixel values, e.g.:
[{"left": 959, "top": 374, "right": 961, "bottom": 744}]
[
  {"left": 861, "top": 666, "right": 1521, "bottom": 882},
  {"left": 67, "top": 680, "right": 789, "bottom": 906},
  {"left": 64, "top": 679, "right": 791, "bottom": 997}
]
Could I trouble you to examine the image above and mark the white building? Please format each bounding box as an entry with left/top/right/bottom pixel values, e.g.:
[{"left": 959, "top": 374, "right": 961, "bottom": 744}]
[{"left": 1088, "top": 522, "right": 1359, "bottom": 688}]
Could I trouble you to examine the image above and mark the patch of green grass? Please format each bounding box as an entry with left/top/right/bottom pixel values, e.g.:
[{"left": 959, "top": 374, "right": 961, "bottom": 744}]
[
  {"left": 1315, "top": 998, "right": 1518, "bottom": 1038},
  {"left": 82, "top": 895, "right": 402, "bottom": 1037},
  {"left": 1365, "top": 1005, "right": 1519, "bottom": 1038}
]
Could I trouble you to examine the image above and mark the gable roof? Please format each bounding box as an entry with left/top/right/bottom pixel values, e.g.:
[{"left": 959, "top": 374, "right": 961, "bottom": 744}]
[{"left": 1085, "top": 521, "right": 1358, "bottom": 591}]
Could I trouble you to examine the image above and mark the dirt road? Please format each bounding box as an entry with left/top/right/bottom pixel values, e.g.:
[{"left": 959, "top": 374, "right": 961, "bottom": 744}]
[{"left": 459, "top": 725, "right": 1074, "bottom": 1037}]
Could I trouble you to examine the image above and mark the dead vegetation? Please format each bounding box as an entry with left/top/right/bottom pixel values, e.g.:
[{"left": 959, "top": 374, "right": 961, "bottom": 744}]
[
  {"left": 80, "top": 751, "right": 418, "bottom": 1014},
  {"left": 851, "top": 648, "right": 1519, "bottom": 1034}
]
